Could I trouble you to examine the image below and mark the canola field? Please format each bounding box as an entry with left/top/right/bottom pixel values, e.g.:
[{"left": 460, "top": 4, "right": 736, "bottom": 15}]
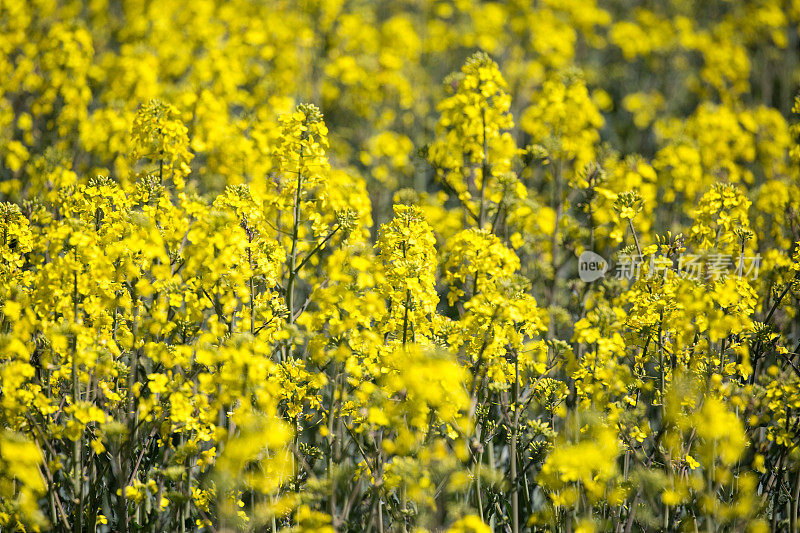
[{"left": 1, "top": 1, "right": 800, "bottom": 531}]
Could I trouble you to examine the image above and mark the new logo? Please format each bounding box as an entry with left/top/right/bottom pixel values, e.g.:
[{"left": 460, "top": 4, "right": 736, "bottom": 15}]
[{"left": 578, "top": 251, "right": 608, "bottom": 282}]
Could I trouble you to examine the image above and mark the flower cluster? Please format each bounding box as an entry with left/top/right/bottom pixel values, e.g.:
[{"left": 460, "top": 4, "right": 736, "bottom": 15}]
[{"left": 2, "top": 2, "right": 800, "bottom": 533}]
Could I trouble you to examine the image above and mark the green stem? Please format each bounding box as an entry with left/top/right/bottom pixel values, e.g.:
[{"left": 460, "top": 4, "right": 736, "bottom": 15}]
[
  {"left": 71, "top": 265, "right": 83, "bottom": 533},
  {"left": 628, "top": 217, "right": 643, "bottom": 257},
  {"left": 479, "top": 108, "right": 489, "bottom": 229},
  {"left": 286, "top": 154, "right": 304, "bottom": 328},
  {"left": 510, "top": 353, "right": 519, "bottom": 533},
  {"left": 402, "top": 289, "right": 410, "bottom": 346}
]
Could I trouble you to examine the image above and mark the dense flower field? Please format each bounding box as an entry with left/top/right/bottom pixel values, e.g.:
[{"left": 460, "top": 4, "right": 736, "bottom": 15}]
[{"left": 2, "top": 0, "right": 800, "bottom": 531}]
